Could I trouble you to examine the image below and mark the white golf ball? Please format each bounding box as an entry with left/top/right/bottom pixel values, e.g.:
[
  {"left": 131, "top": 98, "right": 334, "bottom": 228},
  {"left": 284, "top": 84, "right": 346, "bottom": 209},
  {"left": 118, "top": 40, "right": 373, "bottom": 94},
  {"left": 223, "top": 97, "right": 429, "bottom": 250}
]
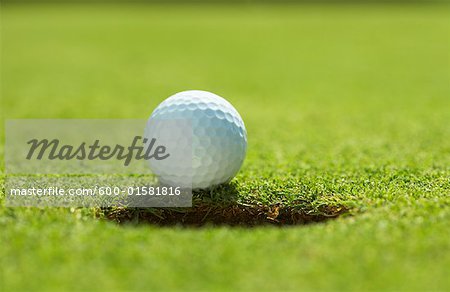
[{"left": 146, "top": 90, "right": 247, "bottom": 189}]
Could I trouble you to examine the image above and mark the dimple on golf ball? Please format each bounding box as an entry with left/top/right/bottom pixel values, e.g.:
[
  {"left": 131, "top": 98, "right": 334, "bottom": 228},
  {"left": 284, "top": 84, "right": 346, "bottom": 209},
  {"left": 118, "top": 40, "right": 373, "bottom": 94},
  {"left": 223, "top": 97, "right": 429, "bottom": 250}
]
[{"left": 146, "top": 90, "right": 247, "bottom": 189}]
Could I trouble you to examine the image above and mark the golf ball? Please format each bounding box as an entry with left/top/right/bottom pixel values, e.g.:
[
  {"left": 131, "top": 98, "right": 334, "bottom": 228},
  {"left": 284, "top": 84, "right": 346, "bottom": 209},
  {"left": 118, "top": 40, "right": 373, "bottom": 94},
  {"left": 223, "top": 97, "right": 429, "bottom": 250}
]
[{"left": 146, "top": 90, "right": 247, "bottom": 189}]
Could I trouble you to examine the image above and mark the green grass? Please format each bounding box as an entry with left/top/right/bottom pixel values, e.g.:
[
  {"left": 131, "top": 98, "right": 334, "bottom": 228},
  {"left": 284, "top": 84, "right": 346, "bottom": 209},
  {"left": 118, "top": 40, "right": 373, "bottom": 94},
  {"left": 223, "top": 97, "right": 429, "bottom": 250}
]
[{"left": 1, "top": 3, "right": 450, "bottom": 291}]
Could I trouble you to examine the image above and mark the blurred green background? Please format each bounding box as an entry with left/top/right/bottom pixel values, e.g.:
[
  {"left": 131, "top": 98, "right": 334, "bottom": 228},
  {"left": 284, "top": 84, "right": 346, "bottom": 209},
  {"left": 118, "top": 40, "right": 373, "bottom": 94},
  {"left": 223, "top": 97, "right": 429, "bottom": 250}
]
[{"left": 1, "top": 2, "right": 450, "bottom": 291}]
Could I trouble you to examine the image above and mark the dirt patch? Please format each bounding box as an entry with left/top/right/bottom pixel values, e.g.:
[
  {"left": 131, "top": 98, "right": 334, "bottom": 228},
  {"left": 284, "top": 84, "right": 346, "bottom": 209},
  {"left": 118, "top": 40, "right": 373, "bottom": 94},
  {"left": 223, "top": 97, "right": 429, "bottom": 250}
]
[{"left": 104, "top": 203, "right": 348, "bottom": 227}]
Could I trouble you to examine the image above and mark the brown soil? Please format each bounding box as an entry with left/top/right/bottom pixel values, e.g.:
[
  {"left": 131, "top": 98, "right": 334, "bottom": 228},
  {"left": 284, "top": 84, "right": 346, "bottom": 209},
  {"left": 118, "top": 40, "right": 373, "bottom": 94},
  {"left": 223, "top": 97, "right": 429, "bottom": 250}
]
[{"left": 105, "top": 204, "right": 348, "bottom": 227}]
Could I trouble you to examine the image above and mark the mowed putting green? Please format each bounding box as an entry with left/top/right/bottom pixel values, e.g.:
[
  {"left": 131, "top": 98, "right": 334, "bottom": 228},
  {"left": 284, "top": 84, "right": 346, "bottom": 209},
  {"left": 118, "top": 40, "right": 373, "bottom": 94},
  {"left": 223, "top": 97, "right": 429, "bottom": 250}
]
[{"left": 1, "top": 4, "right": 450, "bottom": 291}]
